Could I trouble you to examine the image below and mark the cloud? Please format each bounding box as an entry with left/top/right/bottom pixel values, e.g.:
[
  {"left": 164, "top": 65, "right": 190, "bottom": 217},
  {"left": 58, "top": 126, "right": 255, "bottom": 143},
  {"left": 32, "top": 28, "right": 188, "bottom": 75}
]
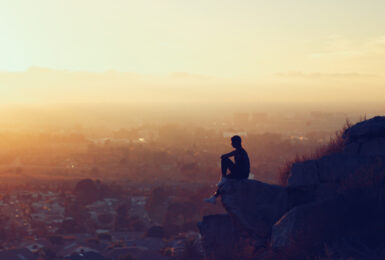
[
  {"left": 275, "top": 71, "right": 379, "bottom": 80},
  {"left": 169, "top": 72, "right": 213, "bottom": 81},
  {"left": 310, "top": 35, "right": 385, "bottom": 60}
]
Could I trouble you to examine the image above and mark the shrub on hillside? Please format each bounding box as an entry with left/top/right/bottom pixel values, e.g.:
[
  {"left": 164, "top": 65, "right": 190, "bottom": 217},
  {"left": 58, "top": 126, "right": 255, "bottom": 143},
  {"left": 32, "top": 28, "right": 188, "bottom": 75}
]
[{"left": 278, "top": 119, "right": 353, "bottom": 186}]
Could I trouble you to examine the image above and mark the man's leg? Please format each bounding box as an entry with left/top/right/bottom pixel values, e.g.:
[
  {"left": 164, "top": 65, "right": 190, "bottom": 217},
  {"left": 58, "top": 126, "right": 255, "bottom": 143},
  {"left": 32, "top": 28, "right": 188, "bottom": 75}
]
[
  {"left": 204, "top": 188, "right": 220, "bottom": 204},
  {"left": 206, "top": 159, "right": 235, "bottom": 204},
  {"left": 226, "top": 169, "right": 243, "bottom": 180},
  {"left": 218, "top": 158, "right": 236, "bottom": 186},
  {"left": 221, "top": 158, "right": 235, "bottom": 177}
]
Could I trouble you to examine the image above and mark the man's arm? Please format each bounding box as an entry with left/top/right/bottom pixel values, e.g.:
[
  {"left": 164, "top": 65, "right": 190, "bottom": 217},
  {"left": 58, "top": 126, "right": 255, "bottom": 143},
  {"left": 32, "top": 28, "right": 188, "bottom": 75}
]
[{"left": 221, "top": 150, "right": 236, "bottom": 159}]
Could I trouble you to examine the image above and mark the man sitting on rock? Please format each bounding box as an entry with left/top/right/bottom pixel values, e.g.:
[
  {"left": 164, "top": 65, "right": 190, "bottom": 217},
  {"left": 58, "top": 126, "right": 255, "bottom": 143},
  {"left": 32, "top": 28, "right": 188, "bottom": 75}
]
[{"left": 204, "top": 135, "right": 250, "bottom": 204}]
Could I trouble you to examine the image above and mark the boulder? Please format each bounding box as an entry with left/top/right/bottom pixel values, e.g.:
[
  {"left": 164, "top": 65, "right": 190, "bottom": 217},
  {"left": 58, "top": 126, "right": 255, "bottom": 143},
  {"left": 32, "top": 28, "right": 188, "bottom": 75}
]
[
  {"left": 287, "top": 154, "right": 373, "bottom": 188},
  {"left": 314, "top": 183, "right": 339, "bottom": 201},
  {"left": 317, "top": 154, "right": 385, "bottom": 183},
  {"left": 358, "top": 137, "right": 385, "bottom": 156},
  {"left": 288, "top": 160, "right": 319, "bottom": 187},
  {"left": 271, "top": 197, "right": 350, "bottom": 257},
  {"left": 343, "top": 116, "right": 385, "bottom": 143},
  {"left": 198, "top": 214, "right": 238, "bottom": 260},
  {"left": 343, "top": 141, "right": 361, "bottom": 155},
  {"left": 271, "top": 190, "right": 385, "bottom": 258},
  {"left": 317, "top": 154, "right": 365, "bottom": 182},
  {"left": 220, "top": 179, "right": 288, "bottom": 239},
  {"left": 289, "top": 117, "right": 385, "bottom": 188},
  {"left": 287, "top": 182, "right": 340, "bottom": 209}
]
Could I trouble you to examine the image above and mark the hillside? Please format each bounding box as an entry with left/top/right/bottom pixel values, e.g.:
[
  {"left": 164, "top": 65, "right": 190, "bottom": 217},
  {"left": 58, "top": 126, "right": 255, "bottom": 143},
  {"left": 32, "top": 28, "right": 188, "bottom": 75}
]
[{"left": 199, "top": 116, "right": 385, "bottom": 259}]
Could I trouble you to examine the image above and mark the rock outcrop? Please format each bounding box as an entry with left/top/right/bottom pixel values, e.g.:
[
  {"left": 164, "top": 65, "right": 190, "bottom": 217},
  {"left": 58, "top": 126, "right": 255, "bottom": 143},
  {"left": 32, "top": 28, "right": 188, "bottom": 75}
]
[
  {"left": 198, "top": 180, "right": 288, "bottom": 259},
  {"left": 198, "top": 215, "right": 238, "bottom": 260},
  {"left": 288, "top": 116, "right": 385, "bottom": 188},
  {"left": 220, "top": 179, "right": 288, "bottom": 239},
  {"left": 272, "top": 190, "right": 385, "bottom": 258},
  {"left": 199, "top": 116, "right": 385, "bottom": 259}
]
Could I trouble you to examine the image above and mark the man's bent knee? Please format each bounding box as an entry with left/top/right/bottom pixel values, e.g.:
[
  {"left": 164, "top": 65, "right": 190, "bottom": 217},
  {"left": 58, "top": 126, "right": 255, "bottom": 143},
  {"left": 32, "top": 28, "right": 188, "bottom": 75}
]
[{"left": 221, "top": 157, "right": 231, "bottom": 163}]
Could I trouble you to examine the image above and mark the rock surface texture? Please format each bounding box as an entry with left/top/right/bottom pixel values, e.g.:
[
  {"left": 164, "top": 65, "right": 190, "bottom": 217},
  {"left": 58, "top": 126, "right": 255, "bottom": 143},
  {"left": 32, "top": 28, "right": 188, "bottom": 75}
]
[
  {"left": 198, "top": 215, "right": 238, "bottom": 260},
  {"left": 199, "top": 116, "right": 385, "bottom": 259},
  {"left": 220, "top": 179, "right": 288, "bottom": 239}
]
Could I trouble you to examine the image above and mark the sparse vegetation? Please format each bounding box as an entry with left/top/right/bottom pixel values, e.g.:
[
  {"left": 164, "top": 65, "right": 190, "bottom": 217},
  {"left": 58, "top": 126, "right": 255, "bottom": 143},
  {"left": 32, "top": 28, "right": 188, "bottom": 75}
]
[{"left": 278, "top": 119, "right": 354, "bottom": 186}]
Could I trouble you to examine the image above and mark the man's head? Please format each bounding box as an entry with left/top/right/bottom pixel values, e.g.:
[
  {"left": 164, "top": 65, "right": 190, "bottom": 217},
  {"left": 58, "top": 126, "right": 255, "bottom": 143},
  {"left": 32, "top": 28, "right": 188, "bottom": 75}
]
[{"left": 231, "top": 135, "right": 242, "bottom": 149}]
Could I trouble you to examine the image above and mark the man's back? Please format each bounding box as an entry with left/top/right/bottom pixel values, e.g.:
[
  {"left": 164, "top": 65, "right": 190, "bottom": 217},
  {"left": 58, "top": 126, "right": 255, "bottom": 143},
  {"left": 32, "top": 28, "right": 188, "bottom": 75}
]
[{"left": 234, "top": 147, "right": 250, "bottom": 178}]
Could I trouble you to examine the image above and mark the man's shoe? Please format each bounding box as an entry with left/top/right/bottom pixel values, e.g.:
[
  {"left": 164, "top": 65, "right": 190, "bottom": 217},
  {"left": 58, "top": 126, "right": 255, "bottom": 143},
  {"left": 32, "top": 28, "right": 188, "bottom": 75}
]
[
  {"left": 216, "top": 177, "right": 227, "bottom": 187},
  {"left": 204, "top": 196, "right": 216, "bottom": 205}
]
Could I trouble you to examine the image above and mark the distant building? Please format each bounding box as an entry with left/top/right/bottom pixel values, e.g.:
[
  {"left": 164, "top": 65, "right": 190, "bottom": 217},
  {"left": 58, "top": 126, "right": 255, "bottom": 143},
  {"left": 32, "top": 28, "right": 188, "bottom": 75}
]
[
  {"left": 251, "top": 112, "right": 268, "bottom": 123},
  {"left": 233, "top": 112, "right": 250, "bottom": 126},
  {"left": 223, "top": 132, "right": 247, "bottom": 138},
  {"left": 310, "top": 111, "right": 333, "bottom": 119}
]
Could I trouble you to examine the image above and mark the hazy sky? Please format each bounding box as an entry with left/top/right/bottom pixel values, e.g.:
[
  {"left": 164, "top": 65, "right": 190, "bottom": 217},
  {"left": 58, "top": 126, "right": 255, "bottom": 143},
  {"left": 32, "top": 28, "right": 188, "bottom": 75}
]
[{"left": 1, "top": 0, "right": 385, "bottom": 105}]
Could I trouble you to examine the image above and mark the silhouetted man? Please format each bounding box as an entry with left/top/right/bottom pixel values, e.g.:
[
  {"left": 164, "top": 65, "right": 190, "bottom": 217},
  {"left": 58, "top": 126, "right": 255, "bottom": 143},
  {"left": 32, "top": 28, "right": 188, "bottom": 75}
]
[{"left": 204, "top": 135, "right": 250, "bottom": 204}]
